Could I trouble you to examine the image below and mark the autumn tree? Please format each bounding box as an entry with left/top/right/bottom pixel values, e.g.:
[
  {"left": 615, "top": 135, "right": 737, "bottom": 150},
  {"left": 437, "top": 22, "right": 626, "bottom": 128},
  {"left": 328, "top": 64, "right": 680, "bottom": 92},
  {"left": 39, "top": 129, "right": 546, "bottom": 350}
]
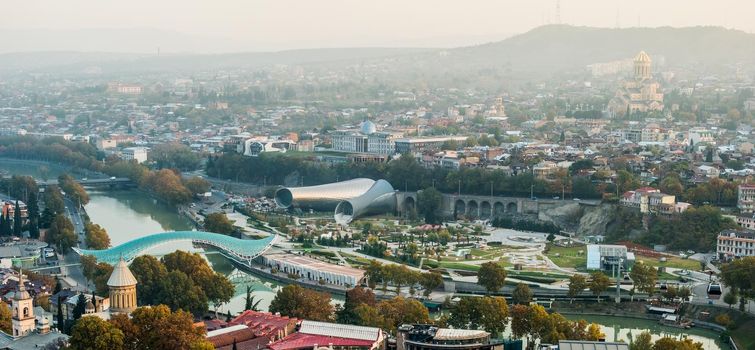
[
  {"left": 629, "top": 331, "right": 653, "bottom": 350},
  {"left": 374, "top": 296, "right": 429, "bottom": 333},
  {"left": 629, "top": 262, "right": 657, "bottom": 296},
  {"left": 449, "top": 297, "right": 509, "bottom": 336},
  {"left": 477, "top": 262, "right": 506, "bottom": 294},
  {"left": 269, "top": 285, "right": 334, "bottom": 321},
  {"left": 183, "top": 176, "right": 211, "bottom": 195},
  {"left": 337, "top": 286, "right": 377, "bottom": 324},
  {"left": 111, "top": 305, "right": 213, "bottom": 350},
  {"left": 203, "top": 212, "right": 236, "bottom": 235},
  {"left": 84, "top": 223, "right": 111, "bottom": 250},
  {"left": 512, "top": 283, "right": 533, "bottom": 304},
  {"left": 651, "top": 337, "right": 704, "bottom": 350},
  {"left": 589, "top": 271, "right": 611, "bottom": 302},
  {"left": 69, "top": 316, "right": 124, "bottom": 350},
  {"left": 58, "top": 174, "right": 90, "bottom": 206},
  {"left": 567, "top": 274, "right": 588, "bottom": 303},
  {"left": 0, "top": 303, "right": 11, "bottom": 334}
]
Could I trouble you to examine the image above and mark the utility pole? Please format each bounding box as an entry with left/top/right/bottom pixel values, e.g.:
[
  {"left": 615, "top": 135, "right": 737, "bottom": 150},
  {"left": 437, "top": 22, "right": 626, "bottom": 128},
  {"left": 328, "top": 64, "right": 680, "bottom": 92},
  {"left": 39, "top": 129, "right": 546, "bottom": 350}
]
[
  {"left": 530, "top": 184, "right": 534, "bottom": 199},
  {"left": 615, "top": 258, "right": 623, "bottom": 304}
]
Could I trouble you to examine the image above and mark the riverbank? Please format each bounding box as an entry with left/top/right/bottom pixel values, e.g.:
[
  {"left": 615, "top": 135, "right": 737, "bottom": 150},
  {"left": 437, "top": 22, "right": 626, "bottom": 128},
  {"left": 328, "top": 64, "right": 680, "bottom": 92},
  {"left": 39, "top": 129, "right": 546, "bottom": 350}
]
[{"left": 552, "top": 301, "right": 748, "bottom": 350}]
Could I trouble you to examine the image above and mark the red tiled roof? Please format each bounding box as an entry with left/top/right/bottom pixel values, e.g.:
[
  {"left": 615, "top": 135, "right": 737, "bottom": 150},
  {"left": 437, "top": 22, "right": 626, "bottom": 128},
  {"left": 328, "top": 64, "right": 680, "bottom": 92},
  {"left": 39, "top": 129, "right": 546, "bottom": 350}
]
[
  {"left": 217, "top": 336, "right": 271, "bottom": 350},
  {"left": 208, "top": 327, "right": 259, "bottom": 348},
  {"left": 268, "top": 333, "right": 376, "bottom": 350},
  {"left": 230, "top": 310, "right": 298, "bottom": 339}
]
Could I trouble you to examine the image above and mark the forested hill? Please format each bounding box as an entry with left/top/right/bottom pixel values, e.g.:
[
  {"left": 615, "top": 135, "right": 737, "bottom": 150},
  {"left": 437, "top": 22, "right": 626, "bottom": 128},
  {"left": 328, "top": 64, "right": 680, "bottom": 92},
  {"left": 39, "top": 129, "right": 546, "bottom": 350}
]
[
  {"left": 433, "top": 25, "right": 755, "bottom": 76},
  {"left": 3, "top": 25, "right": 755, "bottom": 82}
]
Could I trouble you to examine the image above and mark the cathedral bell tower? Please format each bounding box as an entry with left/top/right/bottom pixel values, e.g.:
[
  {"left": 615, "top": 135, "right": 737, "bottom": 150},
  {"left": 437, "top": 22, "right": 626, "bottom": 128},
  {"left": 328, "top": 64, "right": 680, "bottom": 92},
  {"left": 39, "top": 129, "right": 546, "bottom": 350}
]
[
  {"left": 634, "top": 51, "right": 652, "bottom": 80},
  {"left": 11, "top": 271, "right": 35, "bottom": 338}
]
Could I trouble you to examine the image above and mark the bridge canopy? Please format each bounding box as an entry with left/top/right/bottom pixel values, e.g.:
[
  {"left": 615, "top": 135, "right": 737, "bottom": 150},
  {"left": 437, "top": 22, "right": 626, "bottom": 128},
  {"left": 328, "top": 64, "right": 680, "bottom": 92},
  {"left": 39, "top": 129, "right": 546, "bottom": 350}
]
[{"left": 73, "top": 231, "right": 276, "bottom": 265}]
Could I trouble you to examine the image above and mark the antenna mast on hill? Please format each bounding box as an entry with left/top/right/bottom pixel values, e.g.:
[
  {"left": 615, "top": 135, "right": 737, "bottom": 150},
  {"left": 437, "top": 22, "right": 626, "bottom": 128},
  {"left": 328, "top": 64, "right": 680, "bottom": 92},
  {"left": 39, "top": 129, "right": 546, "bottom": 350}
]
[{"left": 555, "top": 0, "right": 561, "bottom": 24}]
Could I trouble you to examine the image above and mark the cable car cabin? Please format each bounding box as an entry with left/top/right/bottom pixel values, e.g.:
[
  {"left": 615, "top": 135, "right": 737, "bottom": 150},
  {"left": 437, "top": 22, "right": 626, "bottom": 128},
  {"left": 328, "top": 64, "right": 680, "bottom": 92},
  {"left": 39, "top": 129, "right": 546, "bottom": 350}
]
[{"left": 707, "top": 283, "right": 722, "bottom": 299}]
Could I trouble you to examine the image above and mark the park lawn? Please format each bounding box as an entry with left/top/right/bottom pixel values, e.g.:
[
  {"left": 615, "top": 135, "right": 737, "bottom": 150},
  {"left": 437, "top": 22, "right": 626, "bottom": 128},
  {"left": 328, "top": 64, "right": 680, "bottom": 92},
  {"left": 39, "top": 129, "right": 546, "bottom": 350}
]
[
  {"left": 339, "top": 252, "right": 372, "bottom": 267},
  {"left": 438, "top": 261, "right": 481, "bottom": 272},
  {"left": 634, "top": 255, "right": 702, "bottom": 271},
  {"left": 545, "top": 244, "right": 587, "bottom": 268},
  {"left": 731, "top": 318, "right": 755, "bottom": 350}
]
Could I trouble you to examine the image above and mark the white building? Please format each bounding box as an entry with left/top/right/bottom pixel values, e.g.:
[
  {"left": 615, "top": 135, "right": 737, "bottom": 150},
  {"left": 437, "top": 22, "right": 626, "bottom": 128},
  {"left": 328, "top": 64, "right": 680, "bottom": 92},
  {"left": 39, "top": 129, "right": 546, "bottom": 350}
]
[
  {"left": 717, "top": 229, "right": 755, "bottom": 261},
  {"left": 121, "top": 147, "right": 148, "bottom": 164},
  {"left": 261, "top": 253, "right": 365, "bottom": 287},
  {"left": 586, "top": 244, "right": 634, "bottom": 270},
  {"left": 739, "top": 184, "right": 755, "bottom": 213},
  {"left": 331, "top": 121, "right": 402, "bottom": 155}
]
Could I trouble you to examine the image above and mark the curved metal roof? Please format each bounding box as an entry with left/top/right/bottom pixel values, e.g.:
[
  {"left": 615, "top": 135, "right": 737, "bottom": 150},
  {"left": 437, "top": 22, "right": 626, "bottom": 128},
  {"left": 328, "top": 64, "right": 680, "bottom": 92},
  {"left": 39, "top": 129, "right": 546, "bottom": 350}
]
[{"left": 73, "top": 231, "right": 276, "bottom": 265}]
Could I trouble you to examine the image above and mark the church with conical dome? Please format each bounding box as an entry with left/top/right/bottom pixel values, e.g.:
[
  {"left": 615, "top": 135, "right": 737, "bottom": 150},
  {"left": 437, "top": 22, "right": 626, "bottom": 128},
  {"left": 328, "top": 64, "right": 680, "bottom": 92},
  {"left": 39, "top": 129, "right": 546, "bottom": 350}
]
[
  {"left": 107, "top": 257, "right": 138, "bottom": 314},
  {"left": 608, "top": 51, "right": 664, "bottom": 117}
]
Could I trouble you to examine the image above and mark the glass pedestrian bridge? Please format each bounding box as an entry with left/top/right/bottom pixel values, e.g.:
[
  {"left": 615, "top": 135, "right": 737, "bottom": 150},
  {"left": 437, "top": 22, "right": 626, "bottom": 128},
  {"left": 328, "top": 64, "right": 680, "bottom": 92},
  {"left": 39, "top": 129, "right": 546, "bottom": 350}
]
[{"left": 73, "top": 231, "right": 277, "bottom": 265}]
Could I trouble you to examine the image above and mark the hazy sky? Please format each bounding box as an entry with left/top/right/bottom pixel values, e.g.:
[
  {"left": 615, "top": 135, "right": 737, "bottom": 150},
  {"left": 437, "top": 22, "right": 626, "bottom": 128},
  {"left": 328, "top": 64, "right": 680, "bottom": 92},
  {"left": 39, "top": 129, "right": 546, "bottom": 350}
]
[{"left": 1, "top": 0, "right": 754, "bottom": 52}]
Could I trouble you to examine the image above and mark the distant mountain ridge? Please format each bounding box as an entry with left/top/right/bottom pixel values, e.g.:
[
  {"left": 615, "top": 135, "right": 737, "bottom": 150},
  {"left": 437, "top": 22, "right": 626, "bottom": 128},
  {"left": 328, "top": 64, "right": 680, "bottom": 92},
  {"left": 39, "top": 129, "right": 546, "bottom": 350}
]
[
  {"left": 2, "top": 25, "right": 755, "bottom": 78},
  {"left": 451, "top": 25, "right": 755, "bottom": 74}
]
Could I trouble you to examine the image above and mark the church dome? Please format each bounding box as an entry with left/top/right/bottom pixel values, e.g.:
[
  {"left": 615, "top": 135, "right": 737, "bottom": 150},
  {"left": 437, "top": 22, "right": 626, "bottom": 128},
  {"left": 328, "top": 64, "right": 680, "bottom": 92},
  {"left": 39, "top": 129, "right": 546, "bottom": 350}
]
[
  {"left": 635, "top": 51, "right": 652, "bottom": 63},
  {"left": 360, "top": 120, "right": 377, "bottom": 135},
  {"left": 107, "top": 258, "right": 138, "bottom": 287}
]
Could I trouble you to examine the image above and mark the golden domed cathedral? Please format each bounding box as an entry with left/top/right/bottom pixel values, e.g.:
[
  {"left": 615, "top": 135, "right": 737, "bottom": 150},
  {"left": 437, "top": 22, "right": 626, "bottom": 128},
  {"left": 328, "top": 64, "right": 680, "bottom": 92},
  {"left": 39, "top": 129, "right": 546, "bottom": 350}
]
[{"left": 608, "top": 51, "right": 664, "bottom": 116}]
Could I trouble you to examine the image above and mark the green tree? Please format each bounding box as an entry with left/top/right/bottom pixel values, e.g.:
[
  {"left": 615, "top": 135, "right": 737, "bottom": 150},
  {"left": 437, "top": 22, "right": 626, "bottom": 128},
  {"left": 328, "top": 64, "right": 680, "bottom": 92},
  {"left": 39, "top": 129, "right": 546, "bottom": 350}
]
[
  {"left": 72, "top": 294, "right": 87, "bottom": 320},
  {"left": 129, "top": 255, "right": 168, "bottom": 305},
  {"left": 69, "top": 316, "right": 124, "bottom": 350},
  {"left": 723, "top": 290, "right": 738, "bottom": 309},
  {"left": 419, "top": 272, "right": 443, "bottom": 297},
  {"left": 269, "top": 285, "right": 334, "bottom": 321},
  {"left": 156, "top": 270, "right": 209, "bottom": 316},
  {"left": 477, "top": 262, "right": 507, "bottom": 294},
  {"left": 417, "top": 187, "right": 443, "bottom": 224},
  {"left": 12, "top": 201, "right": 22, "bottom": 235},
  {"left": 244, "top": 286, "right": 263, "bottom": 312},
  {"left": 512, "top": 283, "right": 533, "bottom": 304},
  {"left": 589, "top": 271, "right": 611, "bottom": 302},
  {"left": 46, "top": 215, "right": 77, "bottom": 253},
  {"left": 84, "top": 223, "right": 111, "bottom": 250},
  {"left": 203, "top": 212, "right": 236, "bottom": 235},
  {"left": 567, "top": 274, "right": 588, "bottom": 303},
  {"left": 150, "top": 142, "right": 202, "bottom": 171},
  {"left": 720, "top": 257, "right": 755, "bottom": 311}
]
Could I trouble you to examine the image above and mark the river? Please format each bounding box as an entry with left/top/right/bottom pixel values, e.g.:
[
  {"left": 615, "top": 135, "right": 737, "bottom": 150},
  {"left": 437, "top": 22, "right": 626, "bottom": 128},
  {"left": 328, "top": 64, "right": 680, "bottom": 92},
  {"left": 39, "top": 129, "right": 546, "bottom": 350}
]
[
  {"left": 0, "top": 161, "right": 727, "bottom": 347},
  {"left": 84, "top": 189, "right": 287, "bottom": 314}
]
